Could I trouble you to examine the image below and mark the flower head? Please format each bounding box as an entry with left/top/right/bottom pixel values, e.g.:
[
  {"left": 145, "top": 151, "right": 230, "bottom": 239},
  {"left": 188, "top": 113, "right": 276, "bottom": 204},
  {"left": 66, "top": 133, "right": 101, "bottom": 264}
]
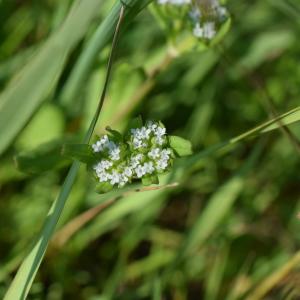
[
  {"left": 91, "top": 120, "right": 174, "bottom": 191},
  {"left": 156, "top": 0, "right": 228, "bottom": 41}
]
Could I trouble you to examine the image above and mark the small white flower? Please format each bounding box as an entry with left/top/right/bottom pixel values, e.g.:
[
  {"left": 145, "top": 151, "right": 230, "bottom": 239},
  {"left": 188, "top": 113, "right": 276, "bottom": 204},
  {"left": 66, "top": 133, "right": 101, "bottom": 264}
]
[
  {"left": 189, "top": 7, "right": 201, "bottom": 22},
  {"left": 94, "top": 160, "right": 112, "bottom": 173},
  {"left": 133, "top": 138, "right": 143, "bottom": 149},
  {"left": 217, "top": 6, "right": 227, "bottom": 19},
  {"left": 118, "top": 173, "right": 129, "bottom": 187},
  {"left": 156, "top": 159, "right": 169, "bottom": 171},
  {"left": 158, "top": 0, "right": 190, "bottom": 5},
  {"left": 131, "top": 128, "right": 141, "bottom": 139},
  {"left": 97, "top": 172, "right": 109, "bottom": 182},
  {"left": 100, "top": 135, "right": 109, "bottom": 144},
  {"left": 148, "top": 148, "right": 161, "bottom": 159},
  {"left": 155, "top": 126, "right": 166, "bottom": 137},
  {"left": 130, "top": 154, "right": 144, "bottom": 168},
  {"left": 110, "top": 170, "right": 120, "bottom": 185},
  {"left": 143, "top": 162, "right": 155, "bottom": 174},
  {"left": 131, "top": 127, "right": 151, "bottom": 142},
  {"left": 92, "top": 141, "right": 102, "bottom": 153},
  {"left": 158, "top": 0, "right": 168, "bottom": 4},
  {"left": 106, "top": 141, "right": 116, "bottom": 150},
  {"left": 155, "top": 136, "right": 166, "bottom": 146},
  {"left": 203, "top": 21, "right": 216, "bottom": 39},
  {"left": 161, "top": 149, "right": 171, "bottom": 160},
  {"left": 109, "top": 147, "right": 121, "bottom": 161},
  {"left": 193, "top": 22, "right": 204, "bottom": 38},
  {"left": 135, "top": 165, "right": 145, "bottom": 178},
  {"left": 123, "top": 167, "right": 133, "bottom": 177},
  {"left": 92, "top": 135, "right": 114, "bottom": 153},
  {"left": 118, "top": 180, "right": 127, "bottom": 187},
  {"left": 146, "top": 121, "right": 158, "bottom": 133},
  {"left": 140, "top": 126, "right": 151, "bottom": 139}
]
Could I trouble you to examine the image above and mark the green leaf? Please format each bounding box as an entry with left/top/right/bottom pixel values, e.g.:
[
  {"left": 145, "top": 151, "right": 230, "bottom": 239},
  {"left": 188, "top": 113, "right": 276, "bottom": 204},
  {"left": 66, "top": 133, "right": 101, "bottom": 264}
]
[
  {"left": 62, "top": 143, "right": 95, "bottom": 164},
  {"left": 210, "top": 17, "right": 232, "bottom": 47},
  {"left": 15, "top": 139, "right": 71, "bottom": 174},
  {"left": 96, "top": 182, "right": 114, "bottom": 194},
  {"left": 169, "top": 135, "right": 193, "bottom": 157},
  {"left": 237, "top": 30, "right": 295, "bottom": 74},
  {"left": 15, "top": 103, "right": 65, "bottom": 151},
  {"left": 105, "top": 126, "right": 123, "bottom": 141},
  {"left": 142, "top": 174, "right": 159, "bottom": 186},
  {"left": 128, "top": 115, "right": 143, "bottom": 129}
]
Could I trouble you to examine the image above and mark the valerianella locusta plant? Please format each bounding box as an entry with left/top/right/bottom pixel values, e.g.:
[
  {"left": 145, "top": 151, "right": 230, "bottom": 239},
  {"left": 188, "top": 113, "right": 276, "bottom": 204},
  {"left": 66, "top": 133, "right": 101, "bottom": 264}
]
[
  {"left": 155, "top": 0, "right": 230, "bottom": 42},
  {"left": 63, "top": 118, "right": 192, "bottom": 193}
]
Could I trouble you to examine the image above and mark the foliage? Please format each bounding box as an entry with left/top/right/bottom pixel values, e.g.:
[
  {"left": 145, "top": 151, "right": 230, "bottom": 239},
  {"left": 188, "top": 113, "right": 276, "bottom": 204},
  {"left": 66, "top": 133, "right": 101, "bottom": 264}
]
[{"left": 0, "top": 0, "right": 300, "bottom": 299}]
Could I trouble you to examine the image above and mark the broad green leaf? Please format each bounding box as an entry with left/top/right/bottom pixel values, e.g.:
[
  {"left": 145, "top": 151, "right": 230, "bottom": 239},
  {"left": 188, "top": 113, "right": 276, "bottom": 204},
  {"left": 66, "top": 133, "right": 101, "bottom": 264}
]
[
  {"left": 62, "top": 143, "right": 95, "bottom": 164},
  {"left": 15, "top": 139, "right": 71, "bottom": 174},
  {"left": 169, "top": 135, "right": 193, "bottom": 156},
  {"left": 15, "top": 103, "right": 65, "bottom": 151}
]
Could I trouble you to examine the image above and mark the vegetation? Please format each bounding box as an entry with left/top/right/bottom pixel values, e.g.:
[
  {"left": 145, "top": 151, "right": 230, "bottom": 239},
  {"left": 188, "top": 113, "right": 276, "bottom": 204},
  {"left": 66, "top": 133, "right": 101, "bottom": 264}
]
[{"left": 0, "top": 0, "right": 299, "bottom": 299}]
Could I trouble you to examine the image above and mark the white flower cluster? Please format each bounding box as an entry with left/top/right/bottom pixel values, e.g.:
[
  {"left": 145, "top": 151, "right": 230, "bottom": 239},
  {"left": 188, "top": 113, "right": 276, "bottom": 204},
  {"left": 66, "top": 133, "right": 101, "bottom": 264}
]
[
  {"left": 92, "top": 135, "right": 121, "bottom": 161},
  {"left": 190, "top": 1, "right": 227, "bottom": 40},
  {"left": 131, "top": 121, "right": 166, "bottom": 149},
  {"left": 157, "top": 0, "right": 228, "bottom": 40},
  {"left": 193, "top": 21, "right": 216, "bottom": 39},
  {"left": 158, "top": 0, "right": 191, "bottom": 5},
  {"left": 92, "top": 121, "right": 173, "bottom": 188}
]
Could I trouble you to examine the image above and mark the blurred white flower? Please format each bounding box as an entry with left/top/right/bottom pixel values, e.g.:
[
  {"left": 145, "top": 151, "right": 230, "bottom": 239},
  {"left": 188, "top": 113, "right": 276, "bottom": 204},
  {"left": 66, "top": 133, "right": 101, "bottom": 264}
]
[
  {"left": 193, "top": 22, "right": 204, "bottom": 38},
  {"left": 158, "top": 0, "right": 191, "bottom": 5},
  {"left": 203, "top": 21, "right": 216, "bottom": 39}
]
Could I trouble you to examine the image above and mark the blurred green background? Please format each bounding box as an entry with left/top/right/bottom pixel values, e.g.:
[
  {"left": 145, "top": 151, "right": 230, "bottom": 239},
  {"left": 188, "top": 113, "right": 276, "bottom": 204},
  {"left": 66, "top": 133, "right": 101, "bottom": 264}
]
[{"left": 0, "top": 0, "right": 300, "bottom": 299}]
